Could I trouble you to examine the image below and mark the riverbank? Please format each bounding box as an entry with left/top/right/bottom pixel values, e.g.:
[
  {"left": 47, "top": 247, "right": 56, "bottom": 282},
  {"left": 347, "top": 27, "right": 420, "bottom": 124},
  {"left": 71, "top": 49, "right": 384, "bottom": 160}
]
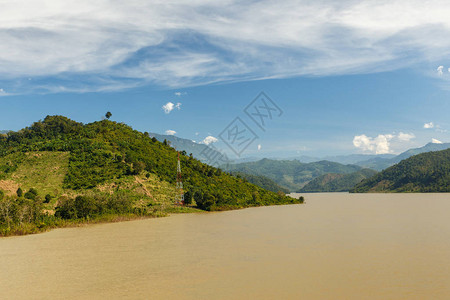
[
  {"left": 1, "top": 197, "right": 303, "bottom": 237},
  {"left": 0, "top": 205, "right": 202, "bottom": 237}
]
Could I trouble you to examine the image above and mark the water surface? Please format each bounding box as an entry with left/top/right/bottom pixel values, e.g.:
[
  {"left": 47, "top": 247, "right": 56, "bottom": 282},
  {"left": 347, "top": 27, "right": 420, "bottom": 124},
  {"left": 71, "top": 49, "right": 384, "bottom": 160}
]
[{"left": 1, "top": 193, "right": 450, "bottom": 299}]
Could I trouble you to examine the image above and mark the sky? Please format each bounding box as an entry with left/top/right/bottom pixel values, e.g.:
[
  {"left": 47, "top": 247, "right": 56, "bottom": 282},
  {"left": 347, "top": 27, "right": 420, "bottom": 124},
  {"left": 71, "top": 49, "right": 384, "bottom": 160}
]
[{"left": 1, "top": 0, "right": 450, "bottom": 159}]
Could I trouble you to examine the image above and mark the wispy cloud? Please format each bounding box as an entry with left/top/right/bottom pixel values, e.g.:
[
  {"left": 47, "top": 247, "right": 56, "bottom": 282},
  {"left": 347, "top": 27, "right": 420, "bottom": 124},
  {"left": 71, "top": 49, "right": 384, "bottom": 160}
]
[
  {"left": 397, "top": 132, "right": 415, "bottom": 142},
  {"left": 3, "top": 1, "right": 450, "bottom": 93},
  {"left": 165, "top": 130, "right": 176, "bottom": 135},
  {"left": 432, "top": 138, "right": 443, "bottom": 144}
]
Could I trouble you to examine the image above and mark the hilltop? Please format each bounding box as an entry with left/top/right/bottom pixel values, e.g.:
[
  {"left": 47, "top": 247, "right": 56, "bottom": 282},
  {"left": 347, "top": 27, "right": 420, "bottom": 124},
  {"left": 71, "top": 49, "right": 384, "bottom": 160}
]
[
  {"left": 351, "top": 148, "right": 450, "bottom": 192},
  {"left": 0, "top": 116, "right": 302, "bottom": 236}
]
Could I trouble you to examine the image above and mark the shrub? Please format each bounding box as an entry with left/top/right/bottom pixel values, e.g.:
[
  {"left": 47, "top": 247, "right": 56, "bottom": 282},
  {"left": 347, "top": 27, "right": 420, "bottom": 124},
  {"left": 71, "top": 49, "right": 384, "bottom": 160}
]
[
  {"left": 44, "top": 194, "right": 52, "bottom": 203},
  {"left": 16, "top": 187, "right": 23, "bottom": 197},
  {"left": 24, "top": 188, "right": 38, "bottom": 200}
]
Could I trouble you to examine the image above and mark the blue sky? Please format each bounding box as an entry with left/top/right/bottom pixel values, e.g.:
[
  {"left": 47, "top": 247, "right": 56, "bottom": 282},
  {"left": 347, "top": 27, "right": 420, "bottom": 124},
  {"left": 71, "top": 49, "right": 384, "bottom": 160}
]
[{"left": 1, "top": 0, "right": 450, "bottom": 158}]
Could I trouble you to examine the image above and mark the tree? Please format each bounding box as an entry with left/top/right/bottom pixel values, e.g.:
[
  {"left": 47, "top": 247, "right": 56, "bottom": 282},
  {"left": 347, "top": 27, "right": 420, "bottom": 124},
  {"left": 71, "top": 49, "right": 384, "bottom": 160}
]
[
  {"left": 74, "top": 196, "right": 97, "bottom": 219},
  {"left": 105, "top": 111, "right": 112, "bottom": 119},
  {"left": 0, "top": 190, "right": 4, "bottom": 200},
  {"left": 194, "top": 191, "right": 203, "bottom": 205},
  {"left": 184, "top": 190, "right": 192, "bottom": 205},
  {"left": 16, "top": 187, "right": 23, "bottom": 197}
]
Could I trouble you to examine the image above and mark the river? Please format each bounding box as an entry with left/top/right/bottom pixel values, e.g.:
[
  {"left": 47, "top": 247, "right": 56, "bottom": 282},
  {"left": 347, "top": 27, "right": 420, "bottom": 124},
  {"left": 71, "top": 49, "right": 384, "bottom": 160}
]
[{"left": 1, "top": 193, "right": 450, "bottom": 299}]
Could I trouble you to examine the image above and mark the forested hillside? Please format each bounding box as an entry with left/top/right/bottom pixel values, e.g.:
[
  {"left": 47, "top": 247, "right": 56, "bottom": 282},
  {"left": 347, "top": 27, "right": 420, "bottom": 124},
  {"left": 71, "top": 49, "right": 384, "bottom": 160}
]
[
  {"left": 351, "top": 149, "right": 450, "bottom": 192},
  {"left": 299, "top": 169, "right": 377, "bottom": 192},
  {"left": 0, "top": 116, "right": 302, "bottom": 236}
]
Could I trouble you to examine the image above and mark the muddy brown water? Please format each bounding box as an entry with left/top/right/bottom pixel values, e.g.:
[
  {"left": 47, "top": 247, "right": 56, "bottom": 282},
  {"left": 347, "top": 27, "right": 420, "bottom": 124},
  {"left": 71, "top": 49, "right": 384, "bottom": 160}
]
[{"left": 1, "top": 193, "right": 450, "bottom": 299}]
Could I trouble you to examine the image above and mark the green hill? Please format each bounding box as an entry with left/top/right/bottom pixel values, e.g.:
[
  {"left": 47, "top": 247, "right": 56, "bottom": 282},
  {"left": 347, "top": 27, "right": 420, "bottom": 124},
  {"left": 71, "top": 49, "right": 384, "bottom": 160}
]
[
  {"left": 351, "top": 149, "right": 450, "bottom": 193},
  {"left": 230, "top": 172, "right": 290, "bottom": 193},
  {"left": 224, "top": 158, "right": 362, "bottom": 192},
  {"left": 0, "top": 116, "right": 302, "bottom": 236},
  {"left": 299, "top": 169, "right": 378, "bottom": 192}
]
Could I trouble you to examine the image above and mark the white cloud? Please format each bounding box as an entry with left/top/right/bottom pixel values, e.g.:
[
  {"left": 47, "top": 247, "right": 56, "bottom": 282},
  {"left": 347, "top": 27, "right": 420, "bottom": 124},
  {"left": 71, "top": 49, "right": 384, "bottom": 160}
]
[
  {"left": 437, "top": 66, "right": 444, "bottom": 76},
  {"left": 424, "top": 122, "right": 434, "bottom": 129},
  {"left": 201, "top": 136, "right": 218, "bottom": 145},
  {"left": 257, "top": 144, "right": 262, "bottom": 151},
  {"left": 398, "top": 132, "right": 415, "bottom": 142},
  {"left": 353, "top": 134, "right": 394, "bottom": 154},
  {"left": 432, "top": 138, "right": 443, "bottom": 144},
  {"left": 4, "top": 1, "right": 450, "bottom": 93},
  {"left": 174, "top": 91, "right": 186, "bottom": 96},
  {"left": 165, "top": 130, "right": 176, "bottom": 135},
  {"left": 162, "top": 102, "right": 181, "bottom": 114}
]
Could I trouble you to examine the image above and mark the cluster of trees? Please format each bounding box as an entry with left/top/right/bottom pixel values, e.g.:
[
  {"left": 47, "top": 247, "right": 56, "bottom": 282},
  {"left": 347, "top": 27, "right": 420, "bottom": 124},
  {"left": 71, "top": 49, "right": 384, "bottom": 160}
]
[
  {"left": 55, "top": 193, "right": 151, "bottom": 219},
  {"left": 0, "top": 188, "right": 47, "bottom": 235}
]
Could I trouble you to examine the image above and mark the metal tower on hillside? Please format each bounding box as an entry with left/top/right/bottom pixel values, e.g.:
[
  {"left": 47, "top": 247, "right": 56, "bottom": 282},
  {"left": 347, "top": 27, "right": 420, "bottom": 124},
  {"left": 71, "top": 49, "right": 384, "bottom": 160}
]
[{"left": 175, "top": 152, "right": 184, "bottom": 205}]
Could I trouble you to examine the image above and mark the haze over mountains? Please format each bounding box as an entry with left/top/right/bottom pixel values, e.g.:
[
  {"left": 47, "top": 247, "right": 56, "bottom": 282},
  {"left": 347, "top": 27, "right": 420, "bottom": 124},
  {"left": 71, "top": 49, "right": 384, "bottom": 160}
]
[
  {"left": 148, "top": 132, "right": 450, "bottom": 192},
  {"left": 150, "top": 132, "right": 449, "bottom": 170}
]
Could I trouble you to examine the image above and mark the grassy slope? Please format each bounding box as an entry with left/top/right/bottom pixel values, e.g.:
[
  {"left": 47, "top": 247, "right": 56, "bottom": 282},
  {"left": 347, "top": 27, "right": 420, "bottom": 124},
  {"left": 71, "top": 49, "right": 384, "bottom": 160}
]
[{"left": 0, "top": 151, "right": 197, "bottom": 215}]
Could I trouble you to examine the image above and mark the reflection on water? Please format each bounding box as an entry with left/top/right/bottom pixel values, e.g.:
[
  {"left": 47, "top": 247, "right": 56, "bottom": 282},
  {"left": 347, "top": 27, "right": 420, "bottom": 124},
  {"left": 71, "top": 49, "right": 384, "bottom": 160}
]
[{"left": 2, "top": 193, "right": 450, "bottom": 299}]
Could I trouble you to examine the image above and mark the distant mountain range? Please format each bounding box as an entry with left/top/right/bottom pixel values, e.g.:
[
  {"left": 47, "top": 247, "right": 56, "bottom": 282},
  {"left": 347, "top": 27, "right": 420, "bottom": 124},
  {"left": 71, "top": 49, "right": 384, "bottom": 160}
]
[
  {"left": 355, "top": 142, "right": 450, "bottom": 170},
  {"left": 147, "top": 132, "right": 450, "bottom": 193},
  {"left": 149, "top": 132, "right": 223, "bottom": 164},
  {"left": 351, "top": 148, "right": 450, "bottom": 193},
  {"left": 223, "top": 158, "right": 362, "bottom": 192}
]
